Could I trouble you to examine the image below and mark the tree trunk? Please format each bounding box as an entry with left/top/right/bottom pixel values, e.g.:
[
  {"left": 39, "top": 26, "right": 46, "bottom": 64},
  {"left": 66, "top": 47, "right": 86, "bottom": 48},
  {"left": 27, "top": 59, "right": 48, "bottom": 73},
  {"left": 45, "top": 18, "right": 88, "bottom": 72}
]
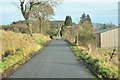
[
  {"left": 39, "top": 17, "right": 42, "bottom": 33},
  {"left": 26, "top": 19, "right": 32, "bottom": 35},
  {"left": 39, "top": 21, "right": 42, "bottom": 33},
  {"left": 40, "top": 24, "right": 42, "bottom": 33}
]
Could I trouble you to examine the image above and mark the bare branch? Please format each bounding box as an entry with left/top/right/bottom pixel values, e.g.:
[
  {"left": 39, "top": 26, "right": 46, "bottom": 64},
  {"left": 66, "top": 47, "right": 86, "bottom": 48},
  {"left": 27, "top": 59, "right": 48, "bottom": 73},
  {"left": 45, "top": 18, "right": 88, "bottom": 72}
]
[
  {"left": 27, "top": 2, "right": 42, "bottom": 18},
  {"left": 33, "top": 2, "right": 41, "bottom": 5},
  {"left": 25, "top": 4, "right": 27, "bottom": 15},
  {"left": 19, "top": 0, "right": 21, "bottom": 2},
  {"left": 20, "top": 2, "right": 26, "bottom": 18}
]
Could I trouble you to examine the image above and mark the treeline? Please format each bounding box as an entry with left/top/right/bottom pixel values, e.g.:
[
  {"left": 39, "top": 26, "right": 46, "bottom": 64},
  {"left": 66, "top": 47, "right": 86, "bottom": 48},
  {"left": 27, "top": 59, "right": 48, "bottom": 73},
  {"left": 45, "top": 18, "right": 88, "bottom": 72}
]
[{"left": 93, "top": 22, "right": 116, "bottom": 31}]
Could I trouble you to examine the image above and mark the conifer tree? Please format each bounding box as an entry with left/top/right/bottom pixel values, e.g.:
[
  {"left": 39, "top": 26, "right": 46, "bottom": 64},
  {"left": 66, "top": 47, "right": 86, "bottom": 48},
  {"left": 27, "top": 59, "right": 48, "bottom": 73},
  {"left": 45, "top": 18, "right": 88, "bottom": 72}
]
[
  {"left": 64, "top": 15, "right": 72, "bottom": 26},
  {"left": 86, "top": 14, "right": 92, "bottom": 24},
  {"left": 80, "top": 13, "right": 86, "bottom": 22}
]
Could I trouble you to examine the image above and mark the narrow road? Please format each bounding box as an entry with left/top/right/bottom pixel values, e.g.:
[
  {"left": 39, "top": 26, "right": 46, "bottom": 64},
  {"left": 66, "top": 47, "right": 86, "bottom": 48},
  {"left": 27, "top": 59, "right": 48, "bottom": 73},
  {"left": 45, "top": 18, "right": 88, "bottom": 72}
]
[{"left": 10, "top": 39, "right": 94, "bottom": 78}]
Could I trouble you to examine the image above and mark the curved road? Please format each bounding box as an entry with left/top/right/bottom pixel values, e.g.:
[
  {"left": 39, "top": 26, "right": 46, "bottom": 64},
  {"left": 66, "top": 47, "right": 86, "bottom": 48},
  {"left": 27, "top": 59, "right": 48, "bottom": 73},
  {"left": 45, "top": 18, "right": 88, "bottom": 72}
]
[{"left": 10, "top": 39, "right": 94, "bottom": 78}]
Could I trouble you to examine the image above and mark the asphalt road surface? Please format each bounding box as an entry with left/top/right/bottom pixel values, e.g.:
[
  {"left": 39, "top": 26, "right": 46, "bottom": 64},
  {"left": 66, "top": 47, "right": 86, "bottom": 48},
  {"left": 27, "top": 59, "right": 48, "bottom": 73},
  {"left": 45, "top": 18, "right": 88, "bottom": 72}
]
[{"left": 10, "top": 39, "right": 94, "bottom": 78}]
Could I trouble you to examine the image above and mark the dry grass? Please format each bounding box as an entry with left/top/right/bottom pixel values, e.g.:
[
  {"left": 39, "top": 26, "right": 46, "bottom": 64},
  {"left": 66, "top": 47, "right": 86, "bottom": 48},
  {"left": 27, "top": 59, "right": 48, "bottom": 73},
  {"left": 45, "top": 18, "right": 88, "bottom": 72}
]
[
  {"left": 1, "top": 30, "right": 51, "bottom": 73},
  {"left": 77, "top": 46, "right": 118, "bottom": 67},
  {"left": 77, "top": 46, "right": 118, "bottom": 78},
  {"left": 71, "top": 45, "right": 118, "bottom": 78},
  {"left": 97, "top": 48, "right": 118, "bottom": 66}
]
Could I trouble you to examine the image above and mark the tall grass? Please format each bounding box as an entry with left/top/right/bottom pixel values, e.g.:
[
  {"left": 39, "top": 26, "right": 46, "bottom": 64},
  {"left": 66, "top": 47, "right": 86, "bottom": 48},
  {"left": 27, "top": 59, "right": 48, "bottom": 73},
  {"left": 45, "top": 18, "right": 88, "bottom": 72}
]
[{"left": 1, "top": 30, "right": 51, "bottom": 73}]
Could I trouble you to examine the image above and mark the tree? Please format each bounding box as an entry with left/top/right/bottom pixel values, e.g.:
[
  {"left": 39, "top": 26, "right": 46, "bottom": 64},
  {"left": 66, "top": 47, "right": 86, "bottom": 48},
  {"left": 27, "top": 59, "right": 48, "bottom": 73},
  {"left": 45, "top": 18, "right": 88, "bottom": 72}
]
[
  {"left": 86, "top": 14, "right": 92, "bottom": 24},
  {"left": 95, "top": 22, "right": 116, "bottom": 30},
  {"left": 79, "top": 13, "right": 94, "bottom": 32},
  {"left": 19, "top": 0, "right": 43, "bottom": 35},
  {"left": 80, "top": 13, "right": 92, "bottom": 24},
  {"left": 80, "top": 13, "right": 86, "bottom": 23},
  {"left": 19, "top": 0, "right": 61, "bottom": 35},
  {"left": 64, "top": 15, "right": 72, "bottom": 26},
  {"left": 78, "top": 13, "right": 97, "bottom": 53},
  {"left": 60, "top": 25, "right": 68, "bottom": 37},
  {"left": 31, "top": 1, "right": 55, "bottom": 33}
]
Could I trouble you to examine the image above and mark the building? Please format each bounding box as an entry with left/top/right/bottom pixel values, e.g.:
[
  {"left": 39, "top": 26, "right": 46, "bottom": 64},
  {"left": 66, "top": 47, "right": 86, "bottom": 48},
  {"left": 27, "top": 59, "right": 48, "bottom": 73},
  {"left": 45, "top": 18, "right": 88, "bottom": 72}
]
[{"left": 95, "top": 27, "right": 120, "bottom": 49}]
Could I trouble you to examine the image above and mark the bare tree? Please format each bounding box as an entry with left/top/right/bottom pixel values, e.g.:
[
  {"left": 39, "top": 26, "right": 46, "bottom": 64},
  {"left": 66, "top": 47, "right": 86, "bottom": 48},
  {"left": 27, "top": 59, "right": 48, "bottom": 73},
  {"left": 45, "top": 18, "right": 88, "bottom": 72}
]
[
  {"left": 19, "top": 0, "right": 62, "bottom": 35},
  {"left": 19, "top": 0, "right": 41, "bottom": 35},
  {"left": 31, "top": 1, "right": 55, "bottom": 33}
]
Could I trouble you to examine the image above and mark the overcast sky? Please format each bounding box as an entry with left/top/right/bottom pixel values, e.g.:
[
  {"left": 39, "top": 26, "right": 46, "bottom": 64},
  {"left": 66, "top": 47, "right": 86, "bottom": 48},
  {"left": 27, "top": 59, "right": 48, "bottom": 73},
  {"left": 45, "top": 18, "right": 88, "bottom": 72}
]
[{"left": 0, "top": 0, "right": 119, "bottom": 25}]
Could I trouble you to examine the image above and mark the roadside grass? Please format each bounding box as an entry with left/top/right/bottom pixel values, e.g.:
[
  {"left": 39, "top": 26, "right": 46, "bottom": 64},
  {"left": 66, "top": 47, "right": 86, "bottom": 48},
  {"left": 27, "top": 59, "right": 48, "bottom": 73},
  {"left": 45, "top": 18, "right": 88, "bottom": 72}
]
[
  {"left": 14, "top": 64, "right": 19, "bottom": 69},
  {"left": 70, "top": 45, "right": 118, "bottom": 79},
  {"left": 1, "top": 30, "right": 51, "bottom": 74},
  {"left": 97, "top": 48, "right": 118, "bottom": 67}
]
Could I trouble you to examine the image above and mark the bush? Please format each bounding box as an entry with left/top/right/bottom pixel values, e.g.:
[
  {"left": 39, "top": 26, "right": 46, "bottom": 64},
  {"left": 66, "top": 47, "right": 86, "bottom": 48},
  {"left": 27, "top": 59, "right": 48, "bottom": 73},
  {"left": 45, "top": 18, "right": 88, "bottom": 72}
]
[
  {"left": 78, "top": 30, "right": 97, "bottom": 46},
  {"left": 51, "top": 29, "right": 57, "bottom": 36},
  {"left": 60, "top": 25, "right": 69, "bottom": 37},
  {"left": 86, "top": 56, "right": 91, "bottom": 60}
]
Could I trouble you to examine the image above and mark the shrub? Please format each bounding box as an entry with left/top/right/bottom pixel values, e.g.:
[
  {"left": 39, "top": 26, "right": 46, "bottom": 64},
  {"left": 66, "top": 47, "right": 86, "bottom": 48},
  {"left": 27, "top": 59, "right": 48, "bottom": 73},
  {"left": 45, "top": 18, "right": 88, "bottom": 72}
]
[
  {"left": 78, "top": 30, "right": 97, "bottom": 47},
  {"left": 86, "top": 56, "right": 91, "bottom": 60},
  {"left": 51, "top": 29, "right": 57, "bottom": 36},
  {"left": 60, "top": 25, "right": 69, "bottom": 37}
]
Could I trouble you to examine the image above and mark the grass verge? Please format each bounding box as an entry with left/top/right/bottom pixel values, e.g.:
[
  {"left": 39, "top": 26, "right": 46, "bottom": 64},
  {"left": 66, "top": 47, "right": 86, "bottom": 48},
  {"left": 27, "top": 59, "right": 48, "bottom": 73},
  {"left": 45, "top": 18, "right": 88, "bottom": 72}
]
[
  {"left": 1, "top": 30, "right": 51, "bottom": 78},
  {"left": 66, "top": 40, "right": 118, "bottom": 79}
]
